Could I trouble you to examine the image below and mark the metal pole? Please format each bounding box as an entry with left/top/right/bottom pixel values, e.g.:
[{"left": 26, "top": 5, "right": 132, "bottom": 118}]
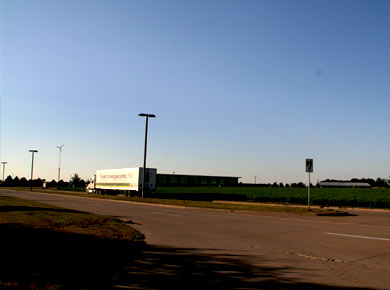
[
  {"left": 31, "top": 152, "right": 35, "bottom": 191},
  {"left": 29, "top": 150, "right": 38, "bottom": 191},
  {"left": 308, "top": 171, "right": 311, "bottom": 210},
  {"left": 57, "top": 145, "right": 64, "bottom": 182},
  {"left": 58, "top": 148, "right": 61, "bottom": 182},
  {"left": 139, "top": 113, "right": 155, "bottom": 198},
  {"left": 58, "top": 152, "right": 61, "bottom": 182},
  {"left": 2, "top": 162, "right": 7, "bottom": 181},
  {"left": 142, "top": 115, "right": 149, "bottom": 198}
]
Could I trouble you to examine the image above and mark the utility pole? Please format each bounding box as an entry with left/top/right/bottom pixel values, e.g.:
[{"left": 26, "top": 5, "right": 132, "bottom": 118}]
[
  {"left": 138, "top": 113, "right": 156, "bottom": 198},
  {"left": 56, "top": 145, "right": 64, "bottom": 182},
  {"left": 29, "top": 150, "right": 38, "bottom": 191},
  {"left": 1, "top": 161, "right": 7, "bottom": 181}
]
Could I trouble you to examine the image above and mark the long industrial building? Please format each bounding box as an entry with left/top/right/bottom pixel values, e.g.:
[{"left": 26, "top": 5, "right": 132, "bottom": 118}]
[{"left": 157, "top": 173, "right": 240, "bottom": 187}]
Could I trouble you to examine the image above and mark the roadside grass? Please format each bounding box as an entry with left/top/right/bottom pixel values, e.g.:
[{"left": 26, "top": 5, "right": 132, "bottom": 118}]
[
  {"left": 0, "top": 194, "right": 145, "bottom": 289},
  {"left": 0, "top": 194, "right": 144, "bottom": 242},
  {"left": 6, "top": 186, "right": 390, "bottom": 210},
  {"left": 54, "top": 186, "right": 390, "bottom": 209},
  {"left": 4, "top": 187, "right": 347, "bottom": 215}
]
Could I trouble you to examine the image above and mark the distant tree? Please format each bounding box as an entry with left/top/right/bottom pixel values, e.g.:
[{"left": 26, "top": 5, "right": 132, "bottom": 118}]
[
  {"left": 47, "top": 179, "right": 57, "bottom": 188},
  {"left": 284, "top": 183, "right": 290, "bottom": 188},
  {"left": 4, "top": 175, "right": 13, "bottom": 186},
  {"left": 279, "top": 182, "right": 284, "bottom": 188},
  {"left": 70, "top": 174, "right": 81, "bottom": 187},
  {"left": 364, "top": 178, "right": 376, "bottom": 187},
  {"left": 69, "top": 174, "right": 86, "bottom": 188},
  {"left": 58, "top": 179, "right": 67, "bottom": 188},
  {"left": 297, "top": 182, "right": 305, "bottom": 188},
  {"left": 30, "top": 178, "right": 43, "bottom": 187},
  {"left": 375, "top": 178, "right": 388, "bottom": 188},
  {"left": 271, "top": 182, "right": 278, "bottom": 187},
  {"left": 20, "top": 177, "right": 28, "bottom": 187},
  {"left": 80, "top": 179, "right": 86, "bottom": 188}
]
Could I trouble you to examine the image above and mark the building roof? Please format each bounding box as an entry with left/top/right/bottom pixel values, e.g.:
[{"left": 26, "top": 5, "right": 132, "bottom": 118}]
[
  {"left": 159, "top": 173, "right": 241, "bottom": 179},
  {"left": 318, "top": 182, "right": 371, "bottom": 187}
]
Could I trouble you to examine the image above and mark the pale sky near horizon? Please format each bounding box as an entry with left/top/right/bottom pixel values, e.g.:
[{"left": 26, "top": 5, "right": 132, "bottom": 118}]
[{"left": 1, "top": 0, "right": 389, "bottom": 184}]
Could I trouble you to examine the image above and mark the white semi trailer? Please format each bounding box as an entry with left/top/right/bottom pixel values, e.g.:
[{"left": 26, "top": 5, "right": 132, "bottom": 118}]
[{"left": 86, "top": 167, "right": 157, "bottom": 196}]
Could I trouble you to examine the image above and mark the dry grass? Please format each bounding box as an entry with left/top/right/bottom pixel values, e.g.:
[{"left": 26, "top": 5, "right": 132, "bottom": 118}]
[
  {"left": 0, "top": 194, "right": 144, "bottom": 242},
  {"left": 0, "top": 194, "right": 145, "bottom": 289}
]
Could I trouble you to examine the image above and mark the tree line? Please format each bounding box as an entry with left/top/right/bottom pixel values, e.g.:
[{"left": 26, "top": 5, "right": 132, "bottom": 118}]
[
  {"left": 241, "top": 177, "right": 389, "bottom": 188},
  {"left": 1, "top": 175, "right": 389, "bottom": 189},
  {"left": 0, "top": 174, "right": 88, "bottom": 188}
]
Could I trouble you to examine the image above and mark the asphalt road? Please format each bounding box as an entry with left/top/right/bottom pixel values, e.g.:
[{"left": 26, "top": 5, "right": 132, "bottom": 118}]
[{"left": 2, "top": 189, "right": 390, "bottom": 289}]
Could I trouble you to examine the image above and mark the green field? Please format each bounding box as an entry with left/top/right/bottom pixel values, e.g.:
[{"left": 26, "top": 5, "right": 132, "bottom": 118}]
[{"left": 153, "top": 187, "right": 390, "bottom": 209}]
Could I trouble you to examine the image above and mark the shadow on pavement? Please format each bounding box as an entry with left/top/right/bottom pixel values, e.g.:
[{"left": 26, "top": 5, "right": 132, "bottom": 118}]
[
  {"left": 0, "top": 224, "right": 369, "bottom": 289},
  {"left": 317, "top": 212, "right": 357, "bottom": 217},
  {"left": 0, "top": 206, "right": 86, "bottom": 214}
]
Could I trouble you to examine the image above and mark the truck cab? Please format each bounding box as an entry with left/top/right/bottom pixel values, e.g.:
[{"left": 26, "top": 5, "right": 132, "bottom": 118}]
[{"left": 86, "top": 175, "right": 96, "bottom": 194}]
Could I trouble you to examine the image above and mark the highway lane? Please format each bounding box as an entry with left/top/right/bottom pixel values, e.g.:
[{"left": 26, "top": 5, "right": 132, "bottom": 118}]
[{"left": 2, "top": 189, "right": 390, "bottom": 289}]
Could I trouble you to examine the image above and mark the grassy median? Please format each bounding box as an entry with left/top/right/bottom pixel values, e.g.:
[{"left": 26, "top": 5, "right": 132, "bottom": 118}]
[
  {"left": 0, "top": 194, "right": 144, "bottom": 289},
  {"left": 6, "top": 187, "right": 349, "bottom": 215}
]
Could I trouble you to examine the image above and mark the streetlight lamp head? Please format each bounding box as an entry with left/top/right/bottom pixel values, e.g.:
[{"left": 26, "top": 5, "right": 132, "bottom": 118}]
[
  {"left": 139, "top": 113, "right": 156, "bottom": 118},
  {"left": 29, "top": 150, "right": 38, "bottom": 153}
]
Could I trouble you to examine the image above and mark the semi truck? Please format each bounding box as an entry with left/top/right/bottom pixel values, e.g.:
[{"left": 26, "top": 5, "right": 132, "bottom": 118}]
[{"left": 86, "top": 167, "right": 157, "bottom": 196}]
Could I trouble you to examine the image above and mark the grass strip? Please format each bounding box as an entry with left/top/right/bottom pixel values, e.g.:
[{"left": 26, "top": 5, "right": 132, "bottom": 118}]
[
  {"left": 0, "top": 194, "right": 145, "bottom": 289},
  {"left": 0, "top": 193, "right": 144, "bottom": 242},
  {"left": 5, "top": 188, "right": 346, "bottom": 215}
]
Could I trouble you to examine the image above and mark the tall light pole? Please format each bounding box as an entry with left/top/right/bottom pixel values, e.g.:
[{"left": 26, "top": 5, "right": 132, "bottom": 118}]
[
  {"left": 29, "top": 150, "right": 38, "bottom": 191},
  {"left": 1, "top": 161, "right": 7, "bottom": 181},
  {"left": 56, "top": 145, "right": 64, "bottom": 182},
  {"left": 138, "top": 113, "right": 156, "bottom": 198}
]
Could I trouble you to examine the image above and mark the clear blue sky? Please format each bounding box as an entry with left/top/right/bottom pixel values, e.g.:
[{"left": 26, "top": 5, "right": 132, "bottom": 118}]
[{"left": 1, "top": 0, "right": 389, "bottom": 183}]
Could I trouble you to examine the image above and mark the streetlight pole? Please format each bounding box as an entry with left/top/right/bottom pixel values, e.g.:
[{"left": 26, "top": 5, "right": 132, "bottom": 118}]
[
  {"left": 138, "top": 113, "right": 156, "bottom": 198},
  {"left": 56, "top": 145, "right": 64, "bottom": 182},
  {"left": 29, "top": 150, "right": 38, "bottom": 191},
  {"left": 1, "top": 161, "right": 7, "bottom": 181}
]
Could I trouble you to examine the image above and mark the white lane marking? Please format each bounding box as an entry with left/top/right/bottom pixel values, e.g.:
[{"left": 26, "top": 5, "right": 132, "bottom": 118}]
[
  {"left": 151, "top": 212, "right": 182, "bottom": 217},
  {"left": 326, "top": 232, "right": 390, "bottom": 241}
]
